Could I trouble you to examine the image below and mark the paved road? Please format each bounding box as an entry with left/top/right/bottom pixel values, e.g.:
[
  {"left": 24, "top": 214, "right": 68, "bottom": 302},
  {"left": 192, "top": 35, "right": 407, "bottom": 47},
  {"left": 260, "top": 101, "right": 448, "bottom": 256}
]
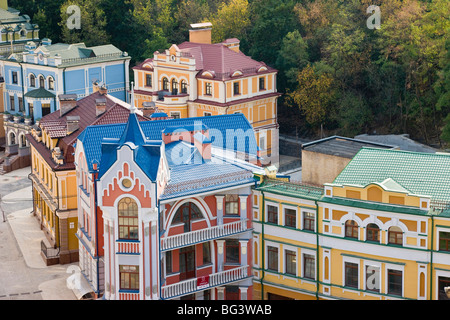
[{"left": 0, "top": 167, "right": 77, "bottom": 300}]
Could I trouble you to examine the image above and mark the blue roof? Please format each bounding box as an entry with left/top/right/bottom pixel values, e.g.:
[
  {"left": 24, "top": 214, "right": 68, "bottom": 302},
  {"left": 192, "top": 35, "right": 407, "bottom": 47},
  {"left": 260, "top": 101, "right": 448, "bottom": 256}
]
[
  {"left": 79, "top": 113, "right": 258, "bottom": 174},
  {"left": 150, "top": 112, "right": 168, "bottom": 118}
]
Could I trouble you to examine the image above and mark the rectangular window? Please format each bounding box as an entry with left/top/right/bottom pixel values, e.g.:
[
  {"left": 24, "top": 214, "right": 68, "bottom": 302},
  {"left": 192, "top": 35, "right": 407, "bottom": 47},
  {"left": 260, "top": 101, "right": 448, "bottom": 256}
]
[
  {"left": 205, "top": 82, "right": 212, "bottom": 95},
  {"left": 303, "top": 211, "right": 315, "bottom": 231},
  {"left": 145, "top": 74, "right": 152, "bottom": 87},
  {"left": 267, "top": 205, "right": 278, "bottom": 224},
  {"left": 233, "top": 82, "right": 240, "bottom": 95},
  {"left": 203, "top": 242, "right": 211, "bottom": 264},
  {"left": 18, "top": 97, "right": 24, "bottom": 112},
  {"left": 259, "top": 77, "right": 265, "bottom": 90},
  {"left": 9, "top": 95, "right": 15, "bottom": 111},
  {"left": 170, "top": 112, "right": 180, "bottom": 119},
  {"left": 303, "top": 254, "right": 315, "bottom": 279},
  {"left": 438, "top": 276, "right": 450, "bottom": 300},
  {"left": 345, "top": 262, "right": 359, "bottom": 288},
  {"left": 387, "top": 269, "right": 402, "bottom": 296},
  {"left": 267, "top": 246, "right": 278, "bottom": 272},
  {"left": 285, "top": 250, "right": 296, "bottom": 276},
  {"left": 119, "top": 265, "right": 139, "bottom": 291},
  {"left": 204, "top": 112, "right": 212, "bottom": 116},
  {"left": 439, "top": 231, "right": 450, "bottom": 251},
  {"left": 166, "top": 251, "right": 172, "bottom": 274},
  {"left": 42, "top": 104, "right": 51, "bottom": 117},
  {"left": 225, "top": 194, "right": 239, "bottom": 216},
  {"left": 284, "top": 208, "right": 296, "bottom": 228},
  {"left": 12, "top": 71, "right": 18, "bottom": 84},
  {"left": 225, "top": 239, "right": 239, "bottom": 264}
]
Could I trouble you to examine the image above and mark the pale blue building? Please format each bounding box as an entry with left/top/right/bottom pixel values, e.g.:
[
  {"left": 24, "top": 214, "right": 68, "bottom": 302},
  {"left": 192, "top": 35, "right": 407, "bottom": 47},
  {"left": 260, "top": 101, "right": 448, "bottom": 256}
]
[{"left": 2, "top": 39, "right": 131, "bottom": 121}]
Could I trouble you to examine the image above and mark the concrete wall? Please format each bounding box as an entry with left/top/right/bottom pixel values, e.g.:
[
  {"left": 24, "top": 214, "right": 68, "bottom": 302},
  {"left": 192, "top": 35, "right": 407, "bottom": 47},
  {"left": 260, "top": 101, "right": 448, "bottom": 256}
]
[{"left": 301, "top": 150, "right": 351, "bottom": 186}]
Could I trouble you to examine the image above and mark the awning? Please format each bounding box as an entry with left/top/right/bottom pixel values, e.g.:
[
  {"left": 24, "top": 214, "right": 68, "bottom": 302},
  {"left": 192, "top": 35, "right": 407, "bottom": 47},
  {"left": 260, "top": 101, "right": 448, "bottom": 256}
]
[{"left": 66, "top": 272, "right": 95, "bottom": 300}]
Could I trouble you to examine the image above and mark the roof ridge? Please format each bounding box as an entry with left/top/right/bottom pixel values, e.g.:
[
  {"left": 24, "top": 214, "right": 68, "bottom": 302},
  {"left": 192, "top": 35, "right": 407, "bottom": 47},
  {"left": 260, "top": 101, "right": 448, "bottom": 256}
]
[{"left": 361, "top": 146, "right": 448, "bottom": 157}]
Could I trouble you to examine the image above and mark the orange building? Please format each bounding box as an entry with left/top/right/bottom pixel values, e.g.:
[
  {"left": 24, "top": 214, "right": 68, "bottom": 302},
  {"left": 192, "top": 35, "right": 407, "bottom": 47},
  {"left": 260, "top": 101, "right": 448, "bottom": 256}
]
[{"left": 132, "top": 22, "right": 281, "bottom": 166}]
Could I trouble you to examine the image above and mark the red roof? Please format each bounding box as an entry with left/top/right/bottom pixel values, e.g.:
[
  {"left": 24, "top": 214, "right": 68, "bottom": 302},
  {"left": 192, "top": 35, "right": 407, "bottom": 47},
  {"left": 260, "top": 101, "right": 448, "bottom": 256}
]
[
  {"left": 177, "top": 41, "right": 277, "bottom": 80},
  {"left": 34, "top": 91, "right": 149, "bottom": 168}
]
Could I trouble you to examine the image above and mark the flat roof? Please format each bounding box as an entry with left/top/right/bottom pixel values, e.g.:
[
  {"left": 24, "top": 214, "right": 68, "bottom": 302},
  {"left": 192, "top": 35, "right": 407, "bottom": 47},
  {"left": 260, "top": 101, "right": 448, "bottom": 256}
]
[{"left": 301, "top": 136, "right": 396, "bottom": 159}]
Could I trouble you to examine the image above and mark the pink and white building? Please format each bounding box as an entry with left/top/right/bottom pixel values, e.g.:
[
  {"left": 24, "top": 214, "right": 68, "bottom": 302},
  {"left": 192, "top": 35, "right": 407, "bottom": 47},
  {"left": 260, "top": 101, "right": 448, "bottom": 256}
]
[{"left": 75, "top": 91, "right": 263, "bottom": 300}]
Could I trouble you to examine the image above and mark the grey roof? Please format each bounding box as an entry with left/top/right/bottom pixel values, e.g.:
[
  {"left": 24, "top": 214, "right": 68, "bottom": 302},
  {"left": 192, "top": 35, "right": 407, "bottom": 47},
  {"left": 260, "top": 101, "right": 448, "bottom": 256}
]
[
  {"left": 354, "top": 134, "right": 437, "bottom": 153},
  {"left": 301, "top": 136, "right": 396, "bottom": 159}
]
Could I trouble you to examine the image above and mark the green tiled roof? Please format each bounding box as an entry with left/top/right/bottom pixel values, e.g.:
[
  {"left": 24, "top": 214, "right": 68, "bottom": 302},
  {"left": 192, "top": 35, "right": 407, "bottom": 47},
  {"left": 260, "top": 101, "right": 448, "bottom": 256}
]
[
  {"left": 256, "top": 179, "right": 324, "bottom": 201},
  {"left": 333, "top": 147, "right": 450, "bottom": 206},
  {"left": 24, "top": 87, "right": 55, "bottom": 99}
]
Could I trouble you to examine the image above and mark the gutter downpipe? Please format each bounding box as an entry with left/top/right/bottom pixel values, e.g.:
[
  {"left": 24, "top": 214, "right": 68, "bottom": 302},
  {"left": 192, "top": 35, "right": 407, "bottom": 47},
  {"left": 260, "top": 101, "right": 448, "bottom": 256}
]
[
  {"left": 157, "top": 184, "right": 162, "bottom": 300},
  {"left": 430, "top": 214, "right": 434, "bottom": 300},
  {"left": 260, "top": 189, "right": 265, "bottom": 300},
  {"left": 93, "top": 169, "right": 100, "bottom": 297},
  {"left": 315, "top": 199, "right": 319, "bottom": 300}
]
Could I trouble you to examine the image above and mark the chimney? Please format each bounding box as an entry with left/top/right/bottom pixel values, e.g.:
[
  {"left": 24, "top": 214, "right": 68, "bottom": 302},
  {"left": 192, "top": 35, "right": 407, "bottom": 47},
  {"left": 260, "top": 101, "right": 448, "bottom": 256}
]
[
  {"left": 66, "top": 116, "right": 80, "bottom": 134},
  {"left": 59, "top": 94, "right": 78, "bottom": 117},
  {"left": 189, "top": 22, "right": 212, "bottom": 44},
  {"left": 99, "top": 84, "right": 107, "bottom": 95},
  {"left": 96, "top": 98, "right": 107, "bottom": 117},
  {"left": 222, "top": 38, "right": 240, "bottom": 53}
]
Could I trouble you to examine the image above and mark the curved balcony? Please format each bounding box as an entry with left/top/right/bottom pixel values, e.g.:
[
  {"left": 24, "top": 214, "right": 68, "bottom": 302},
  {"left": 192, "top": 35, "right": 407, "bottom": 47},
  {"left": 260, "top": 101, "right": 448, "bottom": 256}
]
[
  {"left": 161, "top": 219, "right": 249, "bottom": 252},
  {"left": 161, "top": 265, "right": 249, "bottom": 300}
]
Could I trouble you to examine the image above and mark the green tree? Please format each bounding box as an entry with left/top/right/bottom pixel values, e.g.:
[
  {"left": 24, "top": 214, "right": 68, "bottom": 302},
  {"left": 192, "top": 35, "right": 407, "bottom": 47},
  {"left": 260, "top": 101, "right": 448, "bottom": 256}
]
[
  {"left": 287, "top": 65, "right": 335, "bottom": 137},
  {"left": 60, "top": 0, "right": 110, "bottom": 46},
  {"left": 209, "top": 0, "right": 251, "bottom": 44}
]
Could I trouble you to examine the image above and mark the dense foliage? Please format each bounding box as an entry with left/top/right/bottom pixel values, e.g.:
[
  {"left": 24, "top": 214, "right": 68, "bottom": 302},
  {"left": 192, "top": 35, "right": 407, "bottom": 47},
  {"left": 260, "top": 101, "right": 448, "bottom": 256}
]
[{"left": 9, "top": 0, "right": 450, "bottom": 147}]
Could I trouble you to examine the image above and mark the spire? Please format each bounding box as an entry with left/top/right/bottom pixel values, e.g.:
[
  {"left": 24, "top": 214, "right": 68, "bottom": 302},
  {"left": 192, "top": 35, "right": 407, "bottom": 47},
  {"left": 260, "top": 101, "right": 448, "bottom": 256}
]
[{"left": 130, "top": 81, "right": 136, "bottom": 114}]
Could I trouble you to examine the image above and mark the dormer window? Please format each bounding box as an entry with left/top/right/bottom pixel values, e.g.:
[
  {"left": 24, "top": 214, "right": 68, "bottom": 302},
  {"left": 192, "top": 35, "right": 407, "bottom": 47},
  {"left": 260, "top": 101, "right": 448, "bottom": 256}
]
[{"left": 205, "top": 82, "right": 212, "bottom": 95}]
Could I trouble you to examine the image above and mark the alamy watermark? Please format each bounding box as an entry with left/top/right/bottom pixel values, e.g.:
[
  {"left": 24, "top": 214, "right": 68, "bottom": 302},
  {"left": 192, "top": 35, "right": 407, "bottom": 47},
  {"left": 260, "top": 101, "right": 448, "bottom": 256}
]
[
  {"left": 366, "top": 5, "right": 381, "bottom": 30},
  {"left": 66, "top": 5, "right": 81, "bottom": 30}
]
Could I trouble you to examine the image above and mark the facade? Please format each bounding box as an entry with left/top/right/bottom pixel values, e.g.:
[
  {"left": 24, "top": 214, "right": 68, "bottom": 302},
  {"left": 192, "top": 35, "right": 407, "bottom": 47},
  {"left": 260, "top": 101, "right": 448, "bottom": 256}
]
[
  {"left": 132, "top": 22, "right": 281, "bottom": 166},
  {"left": 1, "top": 39, "right": 130, "bottom": 172},
  {"left": 74, "top": 97, "right": 264, "bottom": 299},
  {"left": 0, "top": 0, "right": 40, "bottom": 58},
  {"left": 27, "top": 87, "right": 147, "bottom": 265},
  {"left": 0, "top": 0, "right": 39, "bottom": 146},
  {"left": 253, "top": 148, "right": 450, "bottom": 300}
]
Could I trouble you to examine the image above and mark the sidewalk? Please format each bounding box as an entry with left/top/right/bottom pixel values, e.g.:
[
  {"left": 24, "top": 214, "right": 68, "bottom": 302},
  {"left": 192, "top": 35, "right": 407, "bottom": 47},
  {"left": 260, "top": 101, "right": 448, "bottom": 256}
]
[{"left": 2, "top": 167, "right": 77, "bottom": 300}]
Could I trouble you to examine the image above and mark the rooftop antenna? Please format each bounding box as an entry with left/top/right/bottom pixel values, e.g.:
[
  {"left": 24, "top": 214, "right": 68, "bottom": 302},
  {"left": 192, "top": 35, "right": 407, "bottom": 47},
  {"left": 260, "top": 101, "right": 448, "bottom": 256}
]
[{"left": 130, "top": 81, "right": 136, "bottom": 114}]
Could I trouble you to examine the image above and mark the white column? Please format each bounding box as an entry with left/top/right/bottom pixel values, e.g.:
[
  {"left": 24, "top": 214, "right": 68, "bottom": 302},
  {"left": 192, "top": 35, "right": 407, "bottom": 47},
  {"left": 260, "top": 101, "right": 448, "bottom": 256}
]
[
  {"left": 215, "top": 195, "right": 224, "bottom": 225},
  {"left": 239, "top": 195, "right": 248, "bottom": 220},
  {"left": 216, "top": 240, "right": 225, "bottom": 272}
]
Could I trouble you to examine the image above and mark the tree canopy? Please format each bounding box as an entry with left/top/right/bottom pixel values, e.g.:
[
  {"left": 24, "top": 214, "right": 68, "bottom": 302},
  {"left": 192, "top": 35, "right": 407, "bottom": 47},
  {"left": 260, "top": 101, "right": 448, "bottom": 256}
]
[{"left": 8, "top": 0, "right": 450, "bottom": 147}]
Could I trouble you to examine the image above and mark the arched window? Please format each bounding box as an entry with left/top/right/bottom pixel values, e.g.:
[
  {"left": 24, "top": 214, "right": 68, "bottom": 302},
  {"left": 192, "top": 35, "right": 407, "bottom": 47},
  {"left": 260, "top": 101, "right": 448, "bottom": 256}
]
[
  {"left": 30, "top": 74, "right": 36, "bottom": 87},
  {"left": 181, "top": 80, "right": 187, "bottom": 94},
  {"left": 48, "top": 77, "right": 54, "bottom": 90},
  {"left": 9, "top": 132, "right": 16, "bottom": 145},
  {"left": 118, "top": 197, "right": 139, "bottom": 240},
  {"left": 366, "top": 223, "right": 380, "bottom": 242},
  {"left": 171, "top": 79, "right": 178, "bottom": 94},
  {"left": 172, "top": 202, "right": 202, "bottom": 232},
  {"left": 39, "top": 75, "right": 45, "bottom": 88},
  {"left": 19, "top": 134, "right": 26, "bottom": 148},
  {"left": 388, "top": 226, "right": 403, "bottom": 246},
  {"left": 162, "top": 77, "right": 169, "bottom": 91},
  {"left": 345, "top": 220, "right": 358, "bottom": 239}
]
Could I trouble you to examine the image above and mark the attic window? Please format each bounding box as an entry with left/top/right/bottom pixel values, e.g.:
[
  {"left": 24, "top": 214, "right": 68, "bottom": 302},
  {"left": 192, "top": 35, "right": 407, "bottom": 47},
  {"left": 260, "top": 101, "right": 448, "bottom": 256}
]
[
  {"left": 231, "top": 70, "right": 243, "bottom": 77},
  {"left": 257, "top": 66, "right": 268, "bottom": 73}
]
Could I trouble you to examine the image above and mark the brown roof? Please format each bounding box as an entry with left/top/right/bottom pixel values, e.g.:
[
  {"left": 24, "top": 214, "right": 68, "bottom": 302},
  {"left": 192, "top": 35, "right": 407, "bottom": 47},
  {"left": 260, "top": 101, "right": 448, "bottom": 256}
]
[{"left": 33, "top": 91, "right": 149, "bottom": 169}]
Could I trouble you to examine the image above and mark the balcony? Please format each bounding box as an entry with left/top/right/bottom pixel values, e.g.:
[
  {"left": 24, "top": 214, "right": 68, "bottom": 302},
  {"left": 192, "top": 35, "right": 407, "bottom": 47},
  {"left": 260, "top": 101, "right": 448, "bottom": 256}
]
[
  {"left": 161, "top": 265, "right": 249, "bottom": 299},
  {"left": 156, "top": 90, "right": 189, "bottom": 105},
  {"left": 161, "top": 219, "right": 249, "bottom": 252}
]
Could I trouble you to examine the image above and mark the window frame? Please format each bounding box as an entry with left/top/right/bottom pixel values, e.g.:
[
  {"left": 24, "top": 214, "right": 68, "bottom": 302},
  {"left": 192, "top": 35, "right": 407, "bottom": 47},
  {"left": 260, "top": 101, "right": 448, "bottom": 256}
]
[
  {"left": 345, "top": 220, "right": 359, "bottom": 239},
  {"left": 225, "top": 239, "right": 240, "bottom": 264},
  {"left": 266, "top": 204, "right": 278, "bottom": 224},
  {"left": 285, "top": 249, "right": 297, "bottom": 276},
  {"left": 267, "top": 245, "right": 278, "bottom": 272},
  {"left": 118, "top": 197, "right": 139, "bottom": 241},
  {"left": 388, "top": 226, "right": 403, "bottom": 246},
  {"left": 284, "top": 207, "right": 296, "bottom": 228},
  {"left": 439, "top": 231, "right": 450, "bottom": 252},
  {"left": 303, "top": 253, "right": 315, "bottom": 280},
  {"left": 224, "top": 194, "right": 240, "bottom": 216},
  {"left": 233, "top": 81, "right": 240, "bottom": 95},
  {"left": 366, "top": 223, "right": 380, "bottom": 242},
  {"left": 344, "top": 261, "right": 359, "bottom": 289},
  {"left": 145, "top": 74, "right": 152, "bottom": 87},
  {"left": 259, "top": 77, "right": 265, "bottom": 90},
  {"left": 119, "top": 265, "right": 139, "bottom": 291},
  {"left": 205, "top": 82, "right": 212, "bottom": 96},
  {"left": 12, "top": 71, "right": 18, "bottom": 84},
  {"left": 387, "top": 268, "right": 403, "bottom": 297},
  {"left": 303, "top": 211, "right": 315, "bottom": 232}
]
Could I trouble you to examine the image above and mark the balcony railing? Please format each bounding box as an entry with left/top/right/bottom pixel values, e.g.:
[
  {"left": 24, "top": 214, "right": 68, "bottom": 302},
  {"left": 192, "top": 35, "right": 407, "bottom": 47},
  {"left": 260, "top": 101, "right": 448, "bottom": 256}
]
[
  {"left": 161, "top": 219, "right": 248, "bottom": 252},
  {"left": 161, "top": 265, "right": 249, "bottom": 299}
]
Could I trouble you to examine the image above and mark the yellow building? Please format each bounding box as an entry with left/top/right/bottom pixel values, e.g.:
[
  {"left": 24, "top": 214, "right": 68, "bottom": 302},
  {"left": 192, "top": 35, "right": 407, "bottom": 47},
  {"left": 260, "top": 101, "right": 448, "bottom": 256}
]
[
  {"left": 132, "top": 22, "right": 281, "bottom": 166},
  {"left": 26, "top": 88, "right": 147, "bottom": 265},
  {"left": 253, "top": 148, "right": 450, "bottom": 300}
]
